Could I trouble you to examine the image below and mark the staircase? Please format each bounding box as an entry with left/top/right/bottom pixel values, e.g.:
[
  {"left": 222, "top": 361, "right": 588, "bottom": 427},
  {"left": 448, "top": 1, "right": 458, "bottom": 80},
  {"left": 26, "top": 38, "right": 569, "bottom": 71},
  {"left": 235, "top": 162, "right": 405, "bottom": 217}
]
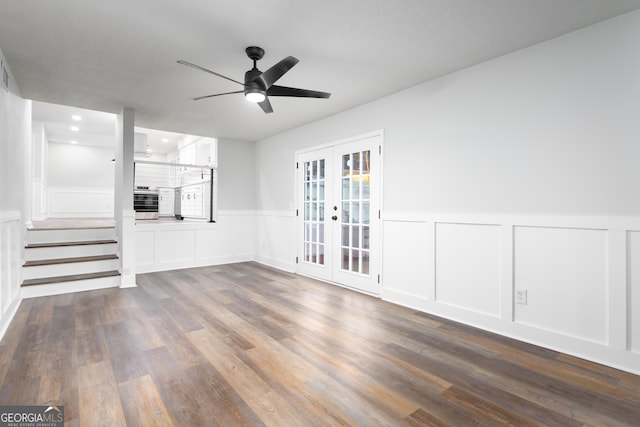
[{"left": 22, "top": 223, "right": 121, "bottom": 298}]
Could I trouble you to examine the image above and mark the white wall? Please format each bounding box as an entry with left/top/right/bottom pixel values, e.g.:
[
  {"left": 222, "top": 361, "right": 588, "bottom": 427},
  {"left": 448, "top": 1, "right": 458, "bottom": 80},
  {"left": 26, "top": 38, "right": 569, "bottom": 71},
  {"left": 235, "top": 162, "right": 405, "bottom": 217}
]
[
  {"left": 0, "top": 48, "right": 29, "bottom": 340},
  {"left": 47, "top": 141, "right": 115, "bottom": 217},
  {"left": 254, "top": 11, "right": 640, "bottom": 374},
  {"left": 48, "top": 141, "right": 114, "bottom": 187},
  {"left": 217, "top": 138, "right": 256, "bottom": 210}
]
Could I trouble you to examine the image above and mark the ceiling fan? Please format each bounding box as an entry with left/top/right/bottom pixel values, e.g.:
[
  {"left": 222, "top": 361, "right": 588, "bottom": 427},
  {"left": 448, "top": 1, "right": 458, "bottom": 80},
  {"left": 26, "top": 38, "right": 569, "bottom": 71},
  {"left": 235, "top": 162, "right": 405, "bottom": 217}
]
[{"left": 177, "top": 46, "right": 331, "bottom": 114}]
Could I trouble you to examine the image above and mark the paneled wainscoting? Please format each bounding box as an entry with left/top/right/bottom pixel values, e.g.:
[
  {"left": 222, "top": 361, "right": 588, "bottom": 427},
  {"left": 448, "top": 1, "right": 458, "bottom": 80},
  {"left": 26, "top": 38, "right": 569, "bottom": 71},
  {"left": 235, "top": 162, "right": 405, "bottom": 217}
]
[
  {"left": 135, "top": 211, "right": 257, "bottom": 274},
  {"left": 47, "top": 186, "right": 114, "bottom": 218},
  {"left": 0, "top": 212, "right": 22, "bottom": 339},
  {"left": 381, "top": 212, "right": 640, "bottom": 375},
  {"left": 0, "top": 262, "right": 638, "bottom": 426},
  {"left": 255, "top": 210, "right": 297, "bottom": 272}
]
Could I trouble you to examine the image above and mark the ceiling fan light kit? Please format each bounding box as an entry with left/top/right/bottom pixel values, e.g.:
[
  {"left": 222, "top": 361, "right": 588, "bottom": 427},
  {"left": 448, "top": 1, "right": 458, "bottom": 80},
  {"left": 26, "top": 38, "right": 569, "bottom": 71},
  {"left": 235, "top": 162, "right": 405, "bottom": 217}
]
[
  {"left": 178, "top": 46, "right": 331, "bottom": 114},
  {"left": 245, "top": 89, "right": 266, "bottom": 103}
]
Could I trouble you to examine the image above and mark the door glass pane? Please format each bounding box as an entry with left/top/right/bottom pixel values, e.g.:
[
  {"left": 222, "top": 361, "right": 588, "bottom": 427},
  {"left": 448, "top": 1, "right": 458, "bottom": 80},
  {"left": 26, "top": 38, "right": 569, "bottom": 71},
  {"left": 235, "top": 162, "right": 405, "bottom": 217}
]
[
  {"left": 352, "top": 202, "right": 360, "bottom": 224},
  {"left": 362, "top": 178, "right": 370, "bottom": 200},
  {"left": 318, "top": 244, "right": 325, "bottom": 265},
  {"left": 341, "top": 225, "right": 349, "bottom": 246},
  {"left": 342, "top": 178, "right": 350, "bottom": 200},
  {"left": 362, "top": 251, "right": 370, "bottom": 274},
  {"left": 351, "top": 249, "right": 360, "bottom": 273},
  {"left": 351, "top": 177, "right": 360, "bottom": 200},
  {"left": 341, "top": 247, "right": 349, "bottom": 270},
  {"left": 342, "top": 154, "right": 351, "bottom": 177},
  {"left": 341, "top": 202, "right": 350, "bottom": 224},
  {"left": 362, "top": 226, "right": 370, "bottom": 250},
  {"left": 362, "top": 201, "right": 370, "bottom": 225},
  {"left": 351, "top": 226, "right": 360, "bottom": 249}
]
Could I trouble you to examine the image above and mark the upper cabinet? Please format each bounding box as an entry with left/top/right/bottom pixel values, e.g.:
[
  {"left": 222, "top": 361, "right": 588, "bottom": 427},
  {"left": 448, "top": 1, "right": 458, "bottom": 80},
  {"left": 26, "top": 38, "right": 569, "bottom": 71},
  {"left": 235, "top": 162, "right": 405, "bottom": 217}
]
[
  {"left": 177, "top": 137, "right": 217, "bottom": 167},
  {"left": 196, "top": 139, "right": 215, "bottom": 166}
]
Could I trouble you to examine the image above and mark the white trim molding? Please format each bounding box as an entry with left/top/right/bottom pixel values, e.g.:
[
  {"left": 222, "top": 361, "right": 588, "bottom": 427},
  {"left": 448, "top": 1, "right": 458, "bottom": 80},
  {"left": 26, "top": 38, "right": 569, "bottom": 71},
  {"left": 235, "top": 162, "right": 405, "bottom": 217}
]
[{"left": 0, "top": 211, "right": 22, "bottom": 342}]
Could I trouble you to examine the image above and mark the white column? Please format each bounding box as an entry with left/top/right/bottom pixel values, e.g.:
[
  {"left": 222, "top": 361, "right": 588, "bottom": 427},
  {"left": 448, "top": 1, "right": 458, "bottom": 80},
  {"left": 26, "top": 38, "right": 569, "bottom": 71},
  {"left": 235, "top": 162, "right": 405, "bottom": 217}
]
[{"left": 115, "top": 107, "right": 136, "bottom": 288}]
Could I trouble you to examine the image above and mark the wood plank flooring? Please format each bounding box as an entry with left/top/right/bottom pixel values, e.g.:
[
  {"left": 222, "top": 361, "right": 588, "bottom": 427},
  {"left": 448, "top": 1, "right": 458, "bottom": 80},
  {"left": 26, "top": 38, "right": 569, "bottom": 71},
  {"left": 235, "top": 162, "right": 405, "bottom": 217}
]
[{"left": 1, "top": 262, "right": 638, "bottom": 426}]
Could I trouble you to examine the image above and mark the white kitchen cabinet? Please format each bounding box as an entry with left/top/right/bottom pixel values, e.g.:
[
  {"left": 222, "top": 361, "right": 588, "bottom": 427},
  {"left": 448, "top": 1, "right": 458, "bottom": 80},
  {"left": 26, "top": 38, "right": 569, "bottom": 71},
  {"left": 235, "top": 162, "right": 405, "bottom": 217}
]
[
  {"left": 181, "top": 184, "right": 203, "bottom": 218},
  {"left": 196, "top": 138, "right": 216, "bottom": 166},
  {"left": 158, "top": 188, "right": 175, "bottom": 216},
  {"left": 180, "top": 143, "right": 197, "bottom": 166},
  {"left": 179, "top": 137, "right": 216, "bottom": 167}
]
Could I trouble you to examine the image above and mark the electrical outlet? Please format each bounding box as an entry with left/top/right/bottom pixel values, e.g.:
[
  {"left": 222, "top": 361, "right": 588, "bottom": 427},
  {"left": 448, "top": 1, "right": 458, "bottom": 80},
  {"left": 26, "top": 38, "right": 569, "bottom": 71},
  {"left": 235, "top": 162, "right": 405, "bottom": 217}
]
[{"left": 516, "top": 289, "right": 527, "bottom": 305}]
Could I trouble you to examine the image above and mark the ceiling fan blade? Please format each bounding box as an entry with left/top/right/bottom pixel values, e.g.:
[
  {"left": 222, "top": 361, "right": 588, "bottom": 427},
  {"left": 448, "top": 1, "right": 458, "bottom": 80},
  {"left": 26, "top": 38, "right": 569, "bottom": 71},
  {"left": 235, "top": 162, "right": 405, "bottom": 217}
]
[
  {"left": 258, "top": 97, "right": 274, "bottom": 114},
  {"left": 177, "top": 60, "right": 245, "bottom": 86},
  {"left": 191, "top": 90, "right": 243, "bottom": 101},
  {"left": 267, "top": 85, "right": 331, "bottom": 99},
  {"left": 255, "top": 56, "right": 299, "bottom": 89}
]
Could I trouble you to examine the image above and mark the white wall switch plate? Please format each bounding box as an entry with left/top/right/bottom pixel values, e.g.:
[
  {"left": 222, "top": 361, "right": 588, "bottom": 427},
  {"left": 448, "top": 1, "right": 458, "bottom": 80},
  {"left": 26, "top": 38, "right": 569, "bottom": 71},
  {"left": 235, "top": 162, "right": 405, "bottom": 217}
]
[{"left": 516, "top": 289, "right": 527, "bottom": 305}]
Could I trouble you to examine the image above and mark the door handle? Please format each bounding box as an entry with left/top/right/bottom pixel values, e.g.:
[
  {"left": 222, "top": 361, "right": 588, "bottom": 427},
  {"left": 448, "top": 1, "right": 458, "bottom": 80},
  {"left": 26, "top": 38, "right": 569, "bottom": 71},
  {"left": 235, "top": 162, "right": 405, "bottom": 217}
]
[{"left": 331, "top": 215, "right": 338, "bottom": 221}]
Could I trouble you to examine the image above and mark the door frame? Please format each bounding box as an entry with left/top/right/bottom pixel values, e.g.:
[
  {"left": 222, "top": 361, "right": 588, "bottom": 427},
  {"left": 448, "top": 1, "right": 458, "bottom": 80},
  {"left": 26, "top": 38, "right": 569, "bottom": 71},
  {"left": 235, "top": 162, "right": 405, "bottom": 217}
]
[{"left": 295, "top": 129, "right": 384, "bottom": 296}]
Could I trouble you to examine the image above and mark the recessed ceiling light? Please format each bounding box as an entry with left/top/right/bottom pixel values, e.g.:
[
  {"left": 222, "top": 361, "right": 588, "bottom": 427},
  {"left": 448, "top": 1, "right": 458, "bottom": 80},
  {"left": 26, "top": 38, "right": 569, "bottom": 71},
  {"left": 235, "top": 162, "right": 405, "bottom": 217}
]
[
  {"left": 146, "top": 148, "right": 152, "bottom": 152},
  {"left": 161, "top": 138, "right": 169, "bottom": 143},
  {"left": 72, "top": 115, "right": 82, "bottom": 121},
  {"left": 70, "top": 126, "right": 79, "bottom": 131},
  {"left": 71, "top": 140, "right": 78, "bottom": 144}
]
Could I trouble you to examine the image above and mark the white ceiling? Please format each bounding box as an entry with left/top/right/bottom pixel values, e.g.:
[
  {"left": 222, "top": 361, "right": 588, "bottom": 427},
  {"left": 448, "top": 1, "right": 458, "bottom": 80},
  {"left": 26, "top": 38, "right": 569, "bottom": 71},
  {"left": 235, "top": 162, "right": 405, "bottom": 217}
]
[
  {"left": 32, "top": 101, "right": 186, "bottom": 154},
  {"left": 3, "top": 1, "right": 640, "bottom": 142}
]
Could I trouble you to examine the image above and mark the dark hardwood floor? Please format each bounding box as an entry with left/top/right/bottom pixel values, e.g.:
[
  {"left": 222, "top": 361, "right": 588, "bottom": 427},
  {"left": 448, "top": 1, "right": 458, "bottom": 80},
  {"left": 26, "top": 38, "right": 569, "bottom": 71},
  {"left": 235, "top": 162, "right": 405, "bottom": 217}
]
[{"left": 0, "top": 262, "right": 638, "bottom": 426}]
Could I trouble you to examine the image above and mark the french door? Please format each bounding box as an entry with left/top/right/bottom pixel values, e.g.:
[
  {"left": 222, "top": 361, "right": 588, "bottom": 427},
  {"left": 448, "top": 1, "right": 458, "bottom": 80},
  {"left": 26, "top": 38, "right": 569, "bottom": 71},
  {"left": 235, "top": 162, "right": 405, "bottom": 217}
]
[{"left": 297, "top": 134, "right": 381, "bottom": 295}]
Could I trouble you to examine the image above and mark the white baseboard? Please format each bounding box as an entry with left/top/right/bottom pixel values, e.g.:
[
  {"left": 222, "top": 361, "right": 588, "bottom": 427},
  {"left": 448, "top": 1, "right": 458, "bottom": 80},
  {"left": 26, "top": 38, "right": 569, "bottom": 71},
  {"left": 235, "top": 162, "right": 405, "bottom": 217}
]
[
  {"left": 135, "top": 254, "right": 255, "bottom": 274},
  {"left": 0, "top": 294, "right": 22, "bottom": 343},
  {"left": 254, "top": 255, "right": 296, "bottom": 273}
]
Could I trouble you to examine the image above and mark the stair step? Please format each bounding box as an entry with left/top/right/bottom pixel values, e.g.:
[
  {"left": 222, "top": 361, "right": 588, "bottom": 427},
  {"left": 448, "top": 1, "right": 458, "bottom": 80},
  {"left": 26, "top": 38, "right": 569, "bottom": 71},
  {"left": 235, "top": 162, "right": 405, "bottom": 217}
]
[
  {"left": 27, "top": 225, "right": 115, "bottom": 230},
  {"left": 26, "top": 227, "right": 116, "bottom": 244},
  {"left": 21, "top": 270, "right": 120, "bottom": 287},
  {"left": 23, "top": 254, "right": 118, "bottom": 267},
  {"left": 25, "top": 239, "right": 117, "bottom": 249},
  {"left": 24, "top": 240, "right": 118, "bottom": 262}
]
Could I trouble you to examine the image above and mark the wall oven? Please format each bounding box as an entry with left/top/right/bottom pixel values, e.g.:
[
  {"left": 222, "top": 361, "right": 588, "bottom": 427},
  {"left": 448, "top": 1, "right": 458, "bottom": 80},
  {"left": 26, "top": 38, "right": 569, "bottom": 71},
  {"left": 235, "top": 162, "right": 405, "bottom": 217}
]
[{"left": 134, "top": 186, "right": 159, "bottom": 220}]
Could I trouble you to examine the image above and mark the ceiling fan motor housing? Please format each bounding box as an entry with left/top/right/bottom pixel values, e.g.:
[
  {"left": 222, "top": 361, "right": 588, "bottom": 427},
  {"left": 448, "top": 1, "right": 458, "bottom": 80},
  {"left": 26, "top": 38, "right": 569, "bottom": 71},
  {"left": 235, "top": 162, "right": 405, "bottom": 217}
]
[{"left": 244, "top": 68, "right": 265, "bottom": 99}]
